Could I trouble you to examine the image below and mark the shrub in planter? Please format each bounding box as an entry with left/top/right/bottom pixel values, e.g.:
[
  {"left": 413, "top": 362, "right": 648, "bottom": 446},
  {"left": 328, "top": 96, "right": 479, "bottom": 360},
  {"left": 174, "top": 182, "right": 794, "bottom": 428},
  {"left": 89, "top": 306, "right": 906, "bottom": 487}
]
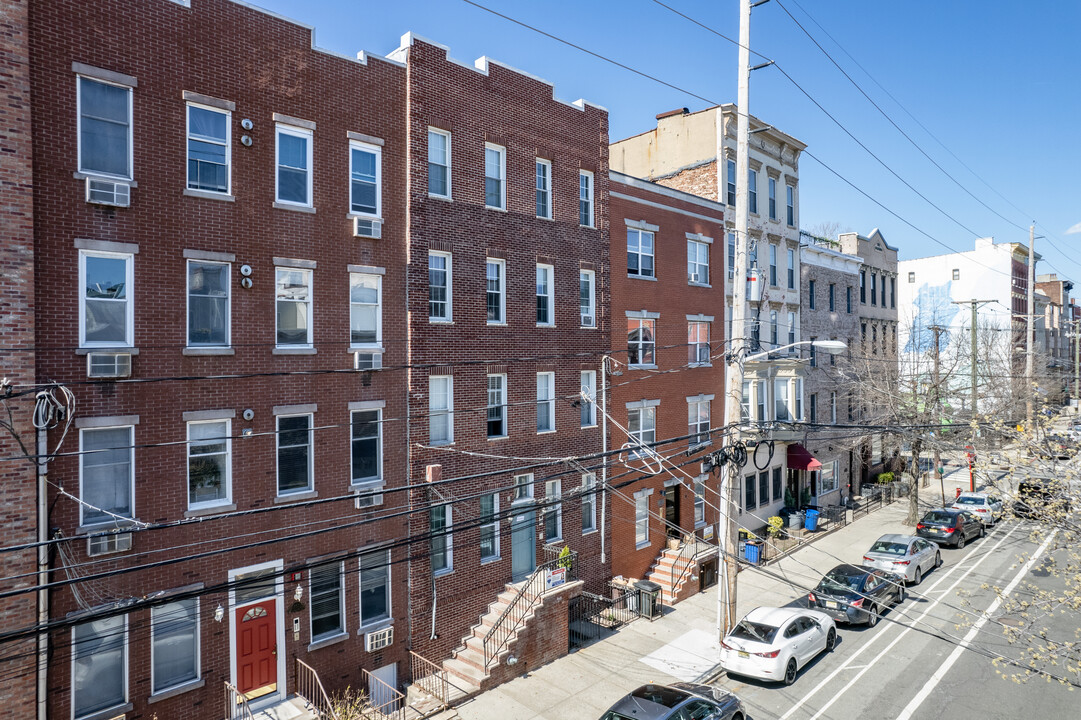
[
  {"left": 767, "top": 516, "right": 785, "bottom": 539},
  {"left": 877, "top": 471, "right": 895, "bottom": 484}
]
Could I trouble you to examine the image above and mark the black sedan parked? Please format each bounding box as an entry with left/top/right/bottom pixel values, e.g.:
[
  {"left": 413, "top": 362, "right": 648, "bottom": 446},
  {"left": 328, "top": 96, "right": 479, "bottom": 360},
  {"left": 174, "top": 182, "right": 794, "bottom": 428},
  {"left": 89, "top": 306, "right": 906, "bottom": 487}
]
[
  {"left": 916, "top": 508, "right": 984, "bottom": 548},
  {"left": 807, "top": 564, "right": 905, "bottom": 627},
  {"left": 599, "top": 683, "right": 745, "bottom": 720}
]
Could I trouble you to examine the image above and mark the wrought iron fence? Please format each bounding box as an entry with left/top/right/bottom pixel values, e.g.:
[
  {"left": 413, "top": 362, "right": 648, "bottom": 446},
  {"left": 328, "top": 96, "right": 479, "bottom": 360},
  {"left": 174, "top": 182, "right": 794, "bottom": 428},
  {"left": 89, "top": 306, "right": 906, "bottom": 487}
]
[
  {"left": 568, "top": 584, "right": 640, "bottom": 650},
  {"left": 223, "top": 681, "right": 255, "bottom": 720}
]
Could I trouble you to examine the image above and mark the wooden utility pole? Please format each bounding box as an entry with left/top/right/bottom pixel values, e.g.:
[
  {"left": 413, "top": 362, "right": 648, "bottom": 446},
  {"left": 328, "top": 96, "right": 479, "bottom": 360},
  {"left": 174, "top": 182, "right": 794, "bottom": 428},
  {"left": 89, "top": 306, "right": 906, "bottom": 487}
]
[
  {"left": 930, "top": 325, "right": 943, "bottom": 498},
  {"left": 1026, "top": 225, "right": 1036, "bottom": 435},
  {"left": 952, "top": 298, "right": 995, "bottom": 491}
]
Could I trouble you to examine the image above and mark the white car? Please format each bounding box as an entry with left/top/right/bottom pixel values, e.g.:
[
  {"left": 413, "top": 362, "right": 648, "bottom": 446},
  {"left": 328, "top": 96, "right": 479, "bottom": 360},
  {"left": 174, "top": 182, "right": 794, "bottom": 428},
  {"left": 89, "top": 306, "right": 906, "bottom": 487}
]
[
  {"left": 951, "top": 492, "right": 1004, "bottom": 525},
  {"left": 719, "top": 606, "right": 836, "bottom": 686},
  {"left": 861, "top": 534, "right": 941, "bottom": 585}
]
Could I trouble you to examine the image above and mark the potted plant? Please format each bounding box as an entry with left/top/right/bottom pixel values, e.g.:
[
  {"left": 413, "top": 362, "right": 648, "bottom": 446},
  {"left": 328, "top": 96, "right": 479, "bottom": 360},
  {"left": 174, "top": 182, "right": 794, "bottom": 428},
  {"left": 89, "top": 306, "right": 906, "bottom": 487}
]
[
  {"left": 767, "top": 516, "right": 785, "bottom": 540},
  {"left": 877, "top": 471, "right": 894, "bottom": 484}
]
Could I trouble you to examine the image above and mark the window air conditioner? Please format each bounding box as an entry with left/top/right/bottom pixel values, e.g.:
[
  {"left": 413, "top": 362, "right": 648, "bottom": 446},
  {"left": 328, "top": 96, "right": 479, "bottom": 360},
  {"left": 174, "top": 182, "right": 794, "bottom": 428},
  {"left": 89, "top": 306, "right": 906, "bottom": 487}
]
[
  {"left": 365, "top": 626, "right": 394, "bottom": 652},
  {"left": 353, "top": 217, "right": 382, "bottom": 239},
  {"left": 86, "top": 178, "right": 131, "bottom": 208},
  {"left": 88, "top": 532, "right": 132, "bottom": 557},
  {"left": 355, "top": 491, "right": 383, "bottom": 509},
  {"left": 87, "top": 352, "right": 132, "bottom": 378},
  {"left": 689, "top": 273, "right": 701, "bottom": 284},
  {"left": 353, "top": 351, "right": 383, "bottom": 371},
  {"left": 581, "top": 314, "right": 594, "bottom": 327}
]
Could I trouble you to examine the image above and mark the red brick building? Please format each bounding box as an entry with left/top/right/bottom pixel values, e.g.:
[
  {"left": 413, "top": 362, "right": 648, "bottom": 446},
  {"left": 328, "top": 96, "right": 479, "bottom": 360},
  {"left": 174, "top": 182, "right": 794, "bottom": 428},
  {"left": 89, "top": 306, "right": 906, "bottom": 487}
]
[{"left": 607, "top": 171, "right": 726, "bottom": 604}]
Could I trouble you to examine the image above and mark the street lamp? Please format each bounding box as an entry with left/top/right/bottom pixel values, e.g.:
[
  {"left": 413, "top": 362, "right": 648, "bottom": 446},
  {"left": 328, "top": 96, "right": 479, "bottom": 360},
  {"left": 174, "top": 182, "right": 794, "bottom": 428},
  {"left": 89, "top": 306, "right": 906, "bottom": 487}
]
[{"left": 742, "top": 338, "right": 848, "bottom": 363}]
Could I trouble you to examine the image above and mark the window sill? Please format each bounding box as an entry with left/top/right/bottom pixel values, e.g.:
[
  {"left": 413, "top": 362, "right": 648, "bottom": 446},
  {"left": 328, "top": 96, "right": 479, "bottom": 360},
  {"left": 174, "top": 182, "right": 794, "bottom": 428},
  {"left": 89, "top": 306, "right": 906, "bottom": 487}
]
[
  {"left": 149, "top": 677, "right": 205, "bottom": 703},
  {"left": 627, "top": 274, "right": 658, "bottom": 282},
  {"left": 428, "top": 440, "right": 455, "bottom": 447},
  {"left": 357, "top": 619, "right": 393, "bottom": 635},
  {"left": 487, "top": 435, "right": 508, "bottom": 442},
  {"left": 184, "top": 503, "right": 237, "bottom": 518},
  {"left": 486, "top": 321, "right": 507, "bottom": 327},
  {"left": 184, "top": 188, "right": 234, "bottom": 202},
  {"left": 582, "top": 529, "right": 598, "bottom": 537},
  {"left": 428, "top": 193, "right": 452, "bottom": 202},
  {"left": 77, "top": 519, "right": 139, "bottom": 535},
  {"left": 183, "top": 347, "right": 235, "bottom": 356},
  {"left": 480, "top": 555, "right": 501, "bottom": 565},
  {"left": 536, "top": 323, "right": 555, "bottom": 329},
  {"left": 537, "top": 214, "right": 554, "bottom": 221},
  {"left": 273, "top": 347, "right": 317, "bottom": 355},
  {"left": 537, "top": 429, "right": 556, "bottom": 435},
  {"left": 73, "top": 171, "right": 138, "bottom": 187},
  {"left": 579, "top": 224, "right": 596, "bottom": 230},
  {"left": 580, "top": 423, "right": 598, "bottom": 430},
  {"left": 580, "top": 325, "right": 598, "bottom": 330},
  {"left": 485, "top": 205, "right": 507, "bottom": 212},
  {"left": 429, "top": 319, "right": 454, "bottom": 325},
  {"left": 346, "top": 212, "right": 382, "bottom": 221},
  {"left": 688, "top": 282, "right": 712, "bottom": 288},
  {"left": 635, "top": 541, "right": 652, "bottom": 551},
  {"left": 274, "top": 490, "right": 318, "bottom": 504},
  {"left": 433, "top": 568, "right": 454, "bottom": 578},
  {"left": 629, "top": 364, "right": 658, "bottom": 370},
  {"left": 688, "top": 362, "right": 713, "bottom": 368},
  {"left": 308, "top": 632, "right": 349, "bottom": 652},
  {"left": 76, "top": 703, "right": 135, "bottom": 720},
  {"left": 75, "top": 346, "right": 139, "bottom": 356},
  {"left": 273, "top": 201, "right": 316, "bottom": 214}
]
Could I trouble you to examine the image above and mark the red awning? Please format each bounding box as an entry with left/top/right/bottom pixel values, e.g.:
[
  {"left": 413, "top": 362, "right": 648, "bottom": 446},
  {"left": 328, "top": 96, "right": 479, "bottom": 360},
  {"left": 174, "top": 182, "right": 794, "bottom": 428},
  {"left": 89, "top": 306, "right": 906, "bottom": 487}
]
[{"left": 787, "top": 443, "right": 823, "bottom": 471}]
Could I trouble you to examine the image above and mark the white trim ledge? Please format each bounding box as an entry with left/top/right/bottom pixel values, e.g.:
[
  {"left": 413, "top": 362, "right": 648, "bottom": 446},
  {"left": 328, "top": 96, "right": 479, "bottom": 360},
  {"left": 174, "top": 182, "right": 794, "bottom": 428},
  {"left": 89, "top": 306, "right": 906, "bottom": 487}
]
[
  {"left": 148, "top": 677, "right": 205, "bottom": 703},
  {"left": 273, "top": 403, "right": 318, "bottom": 415},
  {"left": 183, "top": 347, "right": 236, "bottom": 356},
  {"left": 274, "top": 490, "right": 319, "bottom": 504},
  {"left": 74, "top": 703, "right": 135, "bottom": 720},
  {"left": 75, "top": 415, "right": 140, "bottom": 429},
  {"left": 272, "top": 202, "right": 316, "bottom": 214},
  {"left": 184, "top": 188, "right": 235, "bottom": 202}
]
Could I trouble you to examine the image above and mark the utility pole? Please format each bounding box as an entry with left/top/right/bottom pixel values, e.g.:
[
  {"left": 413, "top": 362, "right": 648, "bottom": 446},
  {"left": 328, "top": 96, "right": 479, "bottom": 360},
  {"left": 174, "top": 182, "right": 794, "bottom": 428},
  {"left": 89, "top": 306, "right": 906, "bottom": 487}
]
[
  {"left": 952, "top": 299, "right": 994, "bottom": 491},
  {"left": 930, "top": 325, "right": 943, "bottom": 500},
  {"left": 1075, "top": 318, "right": 1080, "bottom": 411},
  {"left": 1026, "top": 225, "right": 1036, "bottom": 435},
  {"left": 718, "top": 0, "right": 754, "bottom": 640}
]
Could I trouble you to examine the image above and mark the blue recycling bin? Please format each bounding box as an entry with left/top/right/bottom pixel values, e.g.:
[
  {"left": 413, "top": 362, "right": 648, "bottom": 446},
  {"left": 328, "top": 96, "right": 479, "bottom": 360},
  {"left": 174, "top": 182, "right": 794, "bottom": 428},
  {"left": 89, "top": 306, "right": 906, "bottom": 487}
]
[
  {"left": 744, "top": 541, "right": 761, "bottom": 565},
  {"left": 804, "top": 509, "right": 820, "bottom": 532}
]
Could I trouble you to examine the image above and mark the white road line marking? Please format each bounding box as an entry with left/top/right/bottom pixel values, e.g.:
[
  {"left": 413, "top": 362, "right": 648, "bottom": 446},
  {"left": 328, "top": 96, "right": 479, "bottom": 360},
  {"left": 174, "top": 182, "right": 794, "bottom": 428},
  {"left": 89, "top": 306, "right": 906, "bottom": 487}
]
[
  {"left": 778, "top": 523, "right": 1021, "bottom": 720},
  {"left": 894, "top": 529, "right": 1058, "bottom": 720}
]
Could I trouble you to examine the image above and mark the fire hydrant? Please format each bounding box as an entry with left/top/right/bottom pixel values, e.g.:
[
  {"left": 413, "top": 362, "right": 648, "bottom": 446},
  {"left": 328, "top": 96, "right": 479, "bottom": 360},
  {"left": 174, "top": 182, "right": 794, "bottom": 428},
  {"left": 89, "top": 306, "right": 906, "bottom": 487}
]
[{"left": 955, "top": 487, "right": 962, "bottom": 499}]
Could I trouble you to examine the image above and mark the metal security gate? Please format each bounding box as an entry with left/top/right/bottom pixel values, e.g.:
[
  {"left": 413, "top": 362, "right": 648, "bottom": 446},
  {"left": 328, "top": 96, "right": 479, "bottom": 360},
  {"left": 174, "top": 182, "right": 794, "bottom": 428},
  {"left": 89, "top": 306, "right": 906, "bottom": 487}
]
[{"left": 568, "top": 586, "right": 639, "bottom": 650}]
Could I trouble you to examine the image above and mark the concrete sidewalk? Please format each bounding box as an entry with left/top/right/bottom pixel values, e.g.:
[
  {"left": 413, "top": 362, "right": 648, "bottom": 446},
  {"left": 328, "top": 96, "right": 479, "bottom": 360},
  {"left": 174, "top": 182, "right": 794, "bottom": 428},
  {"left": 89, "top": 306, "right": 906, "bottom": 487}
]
[{"left": 444, "top": 500, "right": 917, "bottom": 720}]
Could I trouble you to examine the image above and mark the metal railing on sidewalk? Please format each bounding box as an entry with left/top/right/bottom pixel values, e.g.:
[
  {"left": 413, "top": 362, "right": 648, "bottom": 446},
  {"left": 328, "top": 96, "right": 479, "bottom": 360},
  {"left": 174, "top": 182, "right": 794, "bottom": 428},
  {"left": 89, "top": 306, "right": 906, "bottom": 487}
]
[
  {"left": 362, "top": 668, "right": 405, "bottom": 720},
  {"left": 408, "top": 650, "right": 449, "bottom": 709},
  {"left": 296, "top": 657, "right": 341, "bottom": 720}
]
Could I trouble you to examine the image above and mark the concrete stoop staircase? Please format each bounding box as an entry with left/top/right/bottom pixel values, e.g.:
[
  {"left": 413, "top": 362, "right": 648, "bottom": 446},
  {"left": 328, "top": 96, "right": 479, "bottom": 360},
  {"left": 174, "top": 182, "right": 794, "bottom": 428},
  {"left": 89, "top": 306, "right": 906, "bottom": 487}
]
[
  {"left": 252, "top": 695, "right": 318, "bottom": 720},
  {"left": 644, "top": 539, "right": 718, "bottom": 606}
]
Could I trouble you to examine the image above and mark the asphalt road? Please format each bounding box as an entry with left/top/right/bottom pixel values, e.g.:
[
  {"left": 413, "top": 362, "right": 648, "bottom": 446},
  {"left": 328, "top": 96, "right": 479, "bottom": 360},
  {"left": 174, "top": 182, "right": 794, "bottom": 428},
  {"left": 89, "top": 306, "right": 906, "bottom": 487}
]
[{"left": 717, "top": 519, "right": 1076, "bottom": 720}]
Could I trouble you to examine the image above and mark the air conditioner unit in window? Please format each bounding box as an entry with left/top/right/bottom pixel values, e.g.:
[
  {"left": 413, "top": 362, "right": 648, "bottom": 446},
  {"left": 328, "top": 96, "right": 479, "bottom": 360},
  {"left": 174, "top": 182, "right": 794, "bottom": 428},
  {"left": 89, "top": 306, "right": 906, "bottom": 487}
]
[
  {"left": 86, "top": 178, "right": 131, "bottom": 208},
  {"left": 689, "top": 273, "right": 701, "bottom": 284},
  {"left": 353, "top": 217, "right": 382, "bottom": 239},
  {"left": 365, "top": 626, "right": 393, "bottom": 652},
  {"left": 353, "top": 352, "right": 383, "bottom": 371},
  {"left": 355, "top": 491, "right": 383, "bottom": 509},
  {"left": 581, "top": 315, "right": 594, "bottom": 327},
  {"left": 88, "top": 531, "right": 132, "bottom": 557},
  {"left": 87, "top": 352, "right": 132, "bottom": 378},
  {"left": 697, "top": 346, "right": 711, "bottom": 363}
]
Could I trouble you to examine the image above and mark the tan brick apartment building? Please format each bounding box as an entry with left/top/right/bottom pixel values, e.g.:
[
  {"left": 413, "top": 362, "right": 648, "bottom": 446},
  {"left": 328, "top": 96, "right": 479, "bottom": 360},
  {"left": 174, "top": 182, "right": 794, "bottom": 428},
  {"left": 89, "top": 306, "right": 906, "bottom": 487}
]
[{"left": 606, "top": 171, "right": 725, "bottom": 602}]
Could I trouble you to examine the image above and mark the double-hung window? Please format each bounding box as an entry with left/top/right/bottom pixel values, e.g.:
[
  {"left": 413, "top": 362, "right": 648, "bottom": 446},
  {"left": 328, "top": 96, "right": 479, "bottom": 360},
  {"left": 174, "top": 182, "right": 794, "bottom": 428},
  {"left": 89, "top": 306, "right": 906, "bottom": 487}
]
[
  {"left": 187, "top": 420, "right": 230, "bottom": 510},
  {"left": 349, "top": 141, "right": 381, "bottom": 220},
  {"left": 72, "top": 615, "right": 127, "bottom": 719},
  {"left": 581, "top": 474, "right": 597, "bottom": 533},
  {"left": 768, "top": 244, "right": 778, "bottom": 286},
  {"left": 891, "top": 277, "right": 896, "bottom": 308},
  {"left": 151, "top": 599, "right": 199, "bottom": 694},
  {"left": 428, "top": 252, "right": 452, "bottom": 321},
  {"left": 688, "top": 321, "right": 710, "bottom": 365},
  {"left": 487, "top": 374, "right": 507, "bottom": 438},
  {"left": 484, "top": 143, "right": 505, "bottom": 209},
  {"left": 786, "top": 184, "right": 795, "bottom": 226},
  {"left": 579, "top": 170, "right": 594, "bottom": 227},
  {"left": 726, "top": 160, "right": 736, "bottom": 206},
  {"left": 277, "top": 414, "right": 313, "bottom": 496},
  {"left": 846, "top": 287, "right": 853, "bottom": 313},
  {"left": 80, "top": 426, "right": 134, "bottom": 526},
  {"left": 309, "top": 562, "right": 345, "bottom": 641},
  {"left": 536, "top": 158, "right": 552, "bottom": 218},
  {"left": 486, "top": 258, "right": 505, "bottom": 324},
  {"left": 768, "top": 177, "right": 777, "bottom": 219},
  {"left": 770, "top": 311, "right": 778, "bottom": 346},
  {"left": 871, "top": 273, "right": 877, "bottom": 305},
  {"left": 80, "top": 250, "right": 133, "bottom": 348},
  {"left": 275, "top": 267, "right": 312, "bottom": 347},
  {"left": 543, "top": 479, "right": 562, "bottom": 542},
  {"left": 787, "top": 248, "right": 795, "bottom": 289},
  {"left": 479, "top": 494, "right": 500, "bottom": 561},
  {"left": 793, "top": 378, "right": 804, "bottom": 420},
  {"left": 688, "top": 398, "right": 710, "bottom": 447},
  {"left": 727, "top": 233, "right": 736, "bottom": 279},
  {"left": 428, "top": 128, "right": 451, "bottom": 198},
  {"left": 627, "top": 228, "right": 655, "bottom": 278},
  {"left": 810, "top": 393, "right": 817, "bottom": 423},
  {"left": 741, "top": 381, "right": 751, "bottom": 422},
  {"left": 513, "top": 473, "right": 534, "bottom": 503},
  {"left": 748, "top": 169, "right": 758, "bottom": 214},
  {"left": 810, "top": 336, "right": 818, "bottom": 367},
  {"left": 536, "top": 372, "right": 555, "bottom": 433},
  {"left": 634, "top": 491, "right": 650, "bottom": 546},
  {"left": 860, "top": 270, "right": 867, "bottom": 303},
  {"left": 187, "top": 260, "right": 229, "bottom": 347},
  {"left": 187, "top": 103, "right": 230, "bottom": 193},
  {"left": 579, "top": 269, "right": 596, "bottom": 327},
  {"left": 349, "top": 272, "right": 381, "bottom": 353},
  {"left": 275, "top": 124, "right": 312, "bottom": 207},
  {"left": 808, "top": 279, "right": 816, "bottom": 310},
  {"left": 688, "top": 240, "right": 709, "bottom": 285},
  {"left": 628, "top": 406, "right": 656, "bottom": 456},
  {"left": 351, "top": 409, "right": 381, "bottom": 485},
  {"left": 536, "top": 264, "right": 554, "bottom": 326},
  {"left": 756, "top": 380, "right": 767, "bottom": 422},
  {"left": 78, "top": 76, "right": 132, "bottom": 180},
  {"left": 774, "top": 379, "right": 790, "bottom": 422},
  {"left": 745, "top": 473, "right": 757, "bottom": 510},
  {"left": 694, "top": 478, "right": 706, "bottom": 526},
  {"left": 830, "top": 391, "right": 837, "bottom": 424},
  {"left": 430, "top": 506, "right": 452, "bottom": 574},
  {"left": 627, "top": 317, "right": 656, "bottom": 366},
  {"left": 359, "top": 550, "right": 391, "bottom": 625},
  {"left": 580, "top": 370, "right": 597, "bottom": 427},
  {"left": 428, "top": 376, "right": 453, "bottom": 445},
  {"left": 828, "top": 283, "right": 836, "bottom": 312}
]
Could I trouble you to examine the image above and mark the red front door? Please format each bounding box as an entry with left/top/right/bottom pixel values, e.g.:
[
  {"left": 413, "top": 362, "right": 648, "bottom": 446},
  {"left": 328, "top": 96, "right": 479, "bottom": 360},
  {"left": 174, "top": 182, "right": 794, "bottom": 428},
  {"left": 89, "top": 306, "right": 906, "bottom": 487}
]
[{"left": 236, "top": 599, "right": 277, "bottom": 697}]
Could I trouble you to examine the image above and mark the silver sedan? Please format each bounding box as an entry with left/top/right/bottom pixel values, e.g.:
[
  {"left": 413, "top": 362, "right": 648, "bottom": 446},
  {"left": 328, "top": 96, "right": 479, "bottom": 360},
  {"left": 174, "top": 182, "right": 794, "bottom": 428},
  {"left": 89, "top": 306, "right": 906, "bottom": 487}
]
[{"left": 861, "top": 534, "right": 941, "bottom": 585}]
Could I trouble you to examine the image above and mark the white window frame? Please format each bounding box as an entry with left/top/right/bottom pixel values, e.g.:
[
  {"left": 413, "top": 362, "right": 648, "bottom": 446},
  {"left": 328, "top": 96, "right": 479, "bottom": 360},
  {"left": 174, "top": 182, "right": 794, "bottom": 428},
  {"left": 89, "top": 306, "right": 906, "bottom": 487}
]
[
  {"left": 536, "top": 158, "right": 552, "bottom": 219},
  {"left": 726, "top": 159, "right": 736, "bottom": 205},
  {"left": 79, "top": 425, "right": 135, "bottom": 527},
  {"left": 543, "top": 478, "right": 562, "bottom": 542},
  {"left": 350, "top": 408, "right": 382, "bottom": 486},
  {"left": 687, "top": 240, "right": 709, "bottom": 285},
  {"left": 727, "top": 233, "right": 736, "bottom": 279},
  {"left": 694, "top": 478, "right": 706, "bottom": 527},
  {"left": 186, "top": 419, "right": 232, "bottom": 511},
  {"left": 819, "top": 460, "right": 838, "bottom": 495},
  {"left": 79, "top": 249, "right": 134, "bottom": 349},
  {"left": 428, "top": 251, "right": 452, "bottom": 322},
  {"left": 479, "top": 493, "right": 500, "bottom": 562},
  {"left": 72, "top": 614, "right": 129, "bottom": 720},
  {"left": 428, "top": 376, "right": 453, "bottom": 445},
  {"left": 484, "top": 142, "right": 506, "bottom": 210},
  {"left": 831, "top": 391, "right": 838, "bottom": 424},
  {"left": 770, "top": 310, "right": 778, "bottom": 347},
  {"left": 275, "top": 266, "right": 313, "bottom": 348},
  {"left": 628, "top": 406, "right": 657, "bottom": 457},
  {"left": 427, "top": 128, "right": 452, "bottom": 199},
  {"left": 579, "top": 269, "right": 596, "bottom": 327},
  {"left": 186, "top": 259, "right": 230, "bottom": 349},
  {"left": 359, "top": 549, "right": 392, "bottom": 627},
  {"left": 536, "top": 371, "right": 555, "bottom": 433},
  {"left": 786, "top": 184, "right": 795, "bottom": 226},
  {"left": 186, "top": 102, "right": 231, "bottom": 194},
  {"left": 536, "top": 263, "right": 554, "bottom": 327},
  {"left": 349, "top": 272, "right": 382, "bottom": 350},
  {"left": 275, "top": 124, "right": 313, "bottom": 207},
  {"left": 768, "top": 176, "right": 777, "bottom": 220},
  {"left": 430, "top": 506, "right": 453, "bottom": 575},
  {"left": 688, "top": 398, "right": 710, "bottom": 447},
  {"left": 634, "top": 490, "right": 651, "bottom": 548},
  {"left": 309, "top": 561, "right": 346, "bottom": 643},
  {"left": 793, "top": 378, "right": 804, "bottom": 421},
  {"left": 740, "top": 381, "right": 751, "bottom": 422},
  {"left": 349, "top": 140, "right": 381, "bottom": 219},
  {"left": 627, "top": 317, "right": 656, "bottom": 367},
  {"left": 788, "top": 311, "right": 797, "bottom": 346},
  {"left": 748, "top": 168, "right": 758, "bottom": 214},
  {"left": 77, "top": 75, "right": 133, "bottom": 181},
  {"left": 513, "top": 473, "right": 535, "bottom": 503},
  {"left": 580, "top": 370, "right": 597, "bottom": 428},
  {"left": 627, "top": 228, "right": 655, "bottom": 278},
  {"left": 486, "top": 258, "right": 506, "bottom": 325},
  {"left": 579, "top": 170, "right": 594, "bottom": 227},
  {"left": 276, "top": 413, "right": 314, "bottom": 496},
  {"left": 487, "top": 373, "right": 508, "bottom": 438},
  {"left": 768, "top": 243, "right": 778, "bottom": 286},
  {"left": 581, "top": 473, "right": 597, "bottom": 534},
  {"left": 150, "top": 598, "right": 200, "bottom": 696},
  {"left": 787, "top": 247, "right": 795, "bottom": 290},
  {"left": 688, "top": 321, "right": 710, "bottom": 365}
]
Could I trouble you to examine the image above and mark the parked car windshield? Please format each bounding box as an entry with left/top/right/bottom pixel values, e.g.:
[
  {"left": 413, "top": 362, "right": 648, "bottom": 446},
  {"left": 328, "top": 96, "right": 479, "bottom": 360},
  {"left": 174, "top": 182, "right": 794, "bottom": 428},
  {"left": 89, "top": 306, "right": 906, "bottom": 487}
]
[
  {"left": 630, "top": 685, "right": 689, "bottom": 709},
  {"left": 954, "top": 496, "right": 982, "bottom": 505},
  {"left": 923, "top": 511, "right": 955, "bottom": 524},
  {"left": 730, "top": 620, "right": 778, "bottom": 644},
  {"left": 821, "top": 569, "right": 864, "bottom": 592},
  {"left": 868, "top": 541, "right": 908, "bottom": 556}
]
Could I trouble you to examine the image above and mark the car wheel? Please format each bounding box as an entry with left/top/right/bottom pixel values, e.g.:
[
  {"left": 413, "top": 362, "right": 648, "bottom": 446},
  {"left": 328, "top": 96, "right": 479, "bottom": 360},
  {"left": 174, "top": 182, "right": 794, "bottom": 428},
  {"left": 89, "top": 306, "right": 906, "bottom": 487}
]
[
  {"left": 784, "top": 657, "right": 798, "bottom": 686},
  {"left": 935, "top": 552, "right": 942, "bottom": 568},
  {"left": 826, "top": 627, "right": 837, "bottom": 651},
  {"left": 913, "top": 567, "right": 923, "bottom": 585},
  {"left": 956, "top": 534, "right": 965, "bottom": 549},
  {"left": 867, "top": 605, "right": 879, "bottom": 627},
  {"left": 897, "top": 584, "right": 905, "bottom": 603}
]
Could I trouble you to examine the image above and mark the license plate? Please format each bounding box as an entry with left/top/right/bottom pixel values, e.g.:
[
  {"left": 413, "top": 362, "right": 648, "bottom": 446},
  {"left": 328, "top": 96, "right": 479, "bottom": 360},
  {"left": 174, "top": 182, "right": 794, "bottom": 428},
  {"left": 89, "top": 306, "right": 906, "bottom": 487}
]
[
  {"left": 738, "top": 651, "right": 749, "bottom": 659},
  {"left": 826, "top": 600, "right": 839, "bottom": 609}
]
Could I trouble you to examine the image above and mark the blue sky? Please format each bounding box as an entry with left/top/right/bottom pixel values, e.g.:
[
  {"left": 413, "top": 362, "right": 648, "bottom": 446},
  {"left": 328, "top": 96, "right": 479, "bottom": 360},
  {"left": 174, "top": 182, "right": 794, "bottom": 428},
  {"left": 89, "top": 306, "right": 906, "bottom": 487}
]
[{"left": 256, "top": 0, "right": 1081, "bottom": 275}]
